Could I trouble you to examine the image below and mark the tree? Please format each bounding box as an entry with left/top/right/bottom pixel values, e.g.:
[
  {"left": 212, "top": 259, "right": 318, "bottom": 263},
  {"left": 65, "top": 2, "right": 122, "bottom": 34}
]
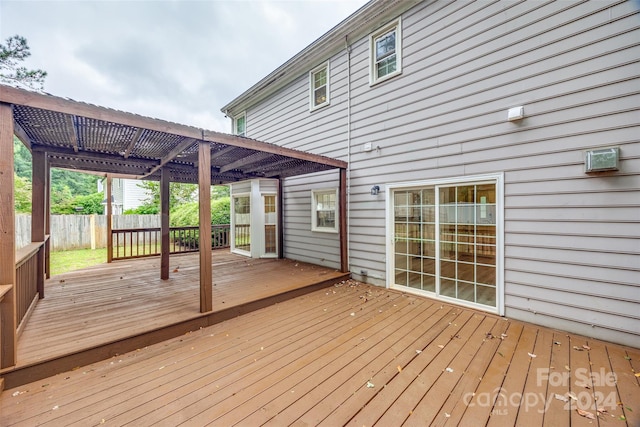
[
  {"left": 0, "top": 35, "right": 47, "bottom": 90},
  {"left": 14, "top": 173, "right": 31, "bottom": 213}
]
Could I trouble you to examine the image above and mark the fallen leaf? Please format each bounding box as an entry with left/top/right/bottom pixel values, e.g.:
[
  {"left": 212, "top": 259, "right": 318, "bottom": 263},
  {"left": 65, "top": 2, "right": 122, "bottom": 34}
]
[
  {"left": 438, "top": 345, "right": 444, "bottom": 349},
  {"left": 567, "top": 392, "right": 578, "bottom": 401},
  {"left": 528, "top": 352, "right": 537, "bottom": 358},
  {"left": 620, "top": 415, "right": 626, "bottom": 421},
  {"left": 582, "top": 345, "right": 591, "bottom": 350},
  {"left": 350, "top": 312, "right": 355, "bottom": 317},
  {"left": 445, "top": 413, "right": 451, "bottom": 418},
  {"left": 498, "top": 352, "right": 504, "bottom": 357},
  {"left": 624, "top": 356, "right": 631, "bottom": 361},
  {"left": 635, "top": 373, "right": 640, "bottom": 378},
  {"left": 446, "top": 367, "right": 454, "bottom": 373},
  {"left": 554, "top": 394, "right": 569, "bottom": 402},
  {"left": 573, "top": 346, "right": 584, "bottom": 351},
  {"left": 500, "top": 333, "right": 507, "bottom": 340},
  {"left": 565, "top": 365, "right": 571, "bottom": 371},
  {"left": 554, "top": 341, "right": 561, "bottom": 345},
  {"left": 397, "top": 365, "right": 403, "bottom": 373},
  {"left": 366, "top": 381, "right": 375, "bottom": 388},
  {"left": 415, "top": 350, "right": 422, "bottom": 354},
  {"left": 576, "top": 408, "right": 595, "bottom": 420}
]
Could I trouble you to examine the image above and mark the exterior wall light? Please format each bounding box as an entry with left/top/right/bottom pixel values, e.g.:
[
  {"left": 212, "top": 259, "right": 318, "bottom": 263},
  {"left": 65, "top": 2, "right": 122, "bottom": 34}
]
[
  {"left": 508, "top": 106, "right": 524, "bottom": 121},
  {"left": 371, "top": 185, "right": 380, "bottom": 196}
]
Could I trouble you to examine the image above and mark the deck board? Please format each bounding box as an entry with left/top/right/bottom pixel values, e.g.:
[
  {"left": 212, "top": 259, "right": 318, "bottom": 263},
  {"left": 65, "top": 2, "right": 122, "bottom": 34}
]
[{"left": 1, "top": 281, "right": 638, "bottom": 426}]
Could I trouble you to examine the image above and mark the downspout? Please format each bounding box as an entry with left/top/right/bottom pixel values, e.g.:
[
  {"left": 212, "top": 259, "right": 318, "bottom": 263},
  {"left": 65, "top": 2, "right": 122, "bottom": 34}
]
[{"left": 345, "top": 35, "right": 352, "bottom": 272}]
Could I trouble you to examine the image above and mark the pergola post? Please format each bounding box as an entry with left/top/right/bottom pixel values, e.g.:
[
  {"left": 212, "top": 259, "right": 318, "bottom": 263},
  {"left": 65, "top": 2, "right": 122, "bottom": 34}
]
[
  {"left": 0, "top": 102, "right": 17, "bottom": 369},
  {"left": 44, "top": 161, "right": 50, "bottom": 279},
  {"left": 31, "top": 150, "right": 46, "bottom": 298},
  {"left": 160, "top": 168, "right": 170, "bottom": 280},
  {"left": 277, "top": 178, "right": 284, "bottom": 259},
  {"left": 106, "top": 175, "right": 113, "bottom": 263},
  {"left": 339, "top": 168, "right": 348, "bottom": 273},
  {"left": 198, "top": 141, "right": 212, "bottom": 312}
]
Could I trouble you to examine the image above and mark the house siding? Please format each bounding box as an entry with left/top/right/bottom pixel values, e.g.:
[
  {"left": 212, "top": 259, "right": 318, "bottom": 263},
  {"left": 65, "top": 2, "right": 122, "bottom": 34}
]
[{"left": 234, "top": 0, "right": 640, "bottom": 346}]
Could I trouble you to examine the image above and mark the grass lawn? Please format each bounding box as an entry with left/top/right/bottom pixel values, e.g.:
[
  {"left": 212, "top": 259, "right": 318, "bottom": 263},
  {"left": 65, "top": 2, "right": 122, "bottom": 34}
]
[{"left": 50, "top": 248, "right": 108, "bottom": 276}]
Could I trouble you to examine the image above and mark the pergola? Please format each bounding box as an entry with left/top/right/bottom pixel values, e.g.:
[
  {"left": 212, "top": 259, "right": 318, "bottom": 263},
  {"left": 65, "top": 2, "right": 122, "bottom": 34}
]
[{"left": 0, "top": 84, "right": 348, "bottom": 369}]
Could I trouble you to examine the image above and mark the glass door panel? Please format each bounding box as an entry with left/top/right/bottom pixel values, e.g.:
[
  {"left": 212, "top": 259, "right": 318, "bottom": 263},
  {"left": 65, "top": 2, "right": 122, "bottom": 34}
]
[
  {"left": 392, "top": 182, "right": 497, "bottom": 309},
  {"left": 233, "top": 195, "right": 251, "bottom": 253}
]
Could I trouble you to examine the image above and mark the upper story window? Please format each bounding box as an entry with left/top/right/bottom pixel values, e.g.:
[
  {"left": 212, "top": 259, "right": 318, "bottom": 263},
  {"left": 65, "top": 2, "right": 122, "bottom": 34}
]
[
  {"left": 234, "top": 113, "right": 246, "bottom": 136},
  {"left": 310, "top": 63, "right": 330, "bottom": 110},
  {"left": 370, "top": 18, "right": 402, "bottom": 85},
  {"left": 311, "top": 188, "right": 338, "bottom": 233}
]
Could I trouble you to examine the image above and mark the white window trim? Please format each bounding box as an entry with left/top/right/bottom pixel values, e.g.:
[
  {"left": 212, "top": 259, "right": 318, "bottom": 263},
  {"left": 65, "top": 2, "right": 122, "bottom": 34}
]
[
  {"left": 385, "top": 173, "right": 505, "bottom": 316},
  {"left": 309, "top": 62, "right": 330, "bottom": 111},
  {"left": 369, "top": 17, "right": 402, "bottom": 86},
  {"left": 233, "top": 112, "right": 246, "bottom": 137},
  {"left": 311, "top": 188, "right": 339, "bottom": 233}
]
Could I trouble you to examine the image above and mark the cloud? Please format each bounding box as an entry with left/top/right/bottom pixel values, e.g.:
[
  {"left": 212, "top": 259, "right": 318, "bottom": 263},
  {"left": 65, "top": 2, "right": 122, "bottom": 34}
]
[{"left": 0, "top": 0, "right": 368, "bottom": 131}]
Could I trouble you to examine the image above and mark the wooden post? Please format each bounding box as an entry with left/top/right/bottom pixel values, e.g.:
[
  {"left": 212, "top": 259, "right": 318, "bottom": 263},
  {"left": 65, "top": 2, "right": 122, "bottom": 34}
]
[
  {"left": 198, "top": 141, "right": 212, "bottom": 312},
  {"left": 0, "top": 102, "right": 17, "bottom": 368},
  {"left": 160, "top": 168, "right": 170, "bottom": 280},
  {"left": 339, "top": 168, "right": 348, "bottom": 273},
  {"left": 31, "top": 150, "right": 46, "bottom": 299},
  {"left": 106, "top": 175, "right": 113, "bottom": 263},
  {"left": 90, "top": 214, "right": 96, "bottom": 250},
  {"left": 44, "top": 160, "right": 50, "bottom": 279},
  {"left": 277, "top": 178, "right": 284, "bottom": 259}
]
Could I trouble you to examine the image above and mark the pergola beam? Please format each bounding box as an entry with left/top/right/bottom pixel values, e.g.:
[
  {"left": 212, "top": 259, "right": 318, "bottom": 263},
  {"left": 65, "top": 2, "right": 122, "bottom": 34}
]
[
  {"left": 144, "top": 137, "right": 197, "bottom": 178},
  {"left": 219, "top": 152, "right": 272, "bottom": 174},
  {"left": 123, "top": 127, "right": 144, "bottom": 159}
]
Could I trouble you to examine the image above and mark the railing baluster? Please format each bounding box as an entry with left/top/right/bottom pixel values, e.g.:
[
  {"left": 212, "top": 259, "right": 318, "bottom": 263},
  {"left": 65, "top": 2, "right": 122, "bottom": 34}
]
[{"left": 109, "top": 224, "right": 231, "bottom": 260}]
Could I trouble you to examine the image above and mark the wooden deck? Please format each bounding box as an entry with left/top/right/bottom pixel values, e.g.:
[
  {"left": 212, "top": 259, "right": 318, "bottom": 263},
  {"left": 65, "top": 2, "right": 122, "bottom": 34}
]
[
  {"left": 1, "top": 251, "right": 349, "bottom": 388},
  {"left": 1, "top": 280, "right": 638, "bottom": 426}
]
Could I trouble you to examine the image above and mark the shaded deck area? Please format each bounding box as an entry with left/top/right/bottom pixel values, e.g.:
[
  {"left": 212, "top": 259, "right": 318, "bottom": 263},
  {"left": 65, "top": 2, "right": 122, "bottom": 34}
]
[
  {"left": 2, "top": 281, "right": 639, "bottom": 426},
  {"left": 2, "top": 251, "right": 349, "bottom": 388}
]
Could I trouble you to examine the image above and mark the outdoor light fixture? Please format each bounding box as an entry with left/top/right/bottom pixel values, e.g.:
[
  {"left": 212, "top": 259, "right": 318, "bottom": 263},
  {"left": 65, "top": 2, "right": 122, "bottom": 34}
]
[
  {"left": 507, "top": 106, "right": 524, "bottom": 121},
  {"left": 371, "top": 185, "right": 380, "bottom": 196}
]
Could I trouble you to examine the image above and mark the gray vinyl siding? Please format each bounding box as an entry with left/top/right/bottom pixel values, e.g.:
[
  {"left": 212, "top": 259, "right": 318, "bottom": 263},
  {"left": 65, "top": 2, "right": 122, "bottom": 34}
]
[{"left": 238, "top": 0, "right": 640, "bottom": 346}]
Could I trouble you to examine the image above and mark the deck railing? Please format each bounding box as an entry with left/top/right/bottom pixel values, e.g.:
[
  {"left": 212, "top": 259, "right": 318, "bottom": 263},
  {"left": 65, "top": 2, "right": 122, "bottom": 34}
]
[
  {"left": 111, "top": 224, "right": 231, "bottom": 261},
  {"left": 14, "top": 237, "right": 47, "bottom": 335}
]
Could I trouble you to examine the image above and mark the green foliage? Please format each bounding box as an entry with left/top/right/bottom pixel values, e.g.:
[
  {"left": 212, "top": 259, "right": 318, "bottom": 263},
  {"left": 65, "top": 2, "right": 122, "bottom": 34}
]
[
  {"left": 14, "top": 173, "right": 31, "bottom": 213},
  {"left": 0, "top": 35, "right": 47, "bottom": 90},
  {"left": 170, "top": 197, "right": 230, "bottom": 227},
  {"left": 51, "top": 169, "right": 99, "bottom": 198},
  {"left": 51, "top": 192, "right": 104, "bottom": 215},
  {"left": 13, "top": 137, "right": 31, "bottom": 179},
  {"left": 124, "top": 204, "right": 159, "bottom": 215}
]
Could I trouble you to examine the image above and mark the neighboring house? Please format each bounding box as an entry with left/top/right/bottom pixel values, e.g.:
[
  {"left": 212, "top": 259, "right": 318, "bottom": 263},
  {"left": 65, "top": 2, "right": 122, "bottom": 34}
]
[
  {"left": 221, "top": 0, "right": 640, "bottom": 347},
  {"left": 97, "top": 178, "right": 151, "bottom": 214}
]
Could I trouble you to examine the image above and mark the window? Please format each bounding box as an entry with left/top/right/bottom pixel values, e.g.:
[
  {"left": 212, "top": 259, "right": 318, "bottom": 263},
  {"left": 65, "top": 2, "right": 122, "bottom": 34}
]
[
  {"left": 370, "top": 18, "right": 402, "bottom": 85},
  {"left": 389, "top": 174, "right": 503, "bottom": 314},
  {"left": 233, "top": 113, "right": 246, "bottom": 137},
  {"left": 310, "top": 63, "right": 330, "bottom": 110},
  {"left": 312, "top": 189, "right": 338, "bottom": 233}
]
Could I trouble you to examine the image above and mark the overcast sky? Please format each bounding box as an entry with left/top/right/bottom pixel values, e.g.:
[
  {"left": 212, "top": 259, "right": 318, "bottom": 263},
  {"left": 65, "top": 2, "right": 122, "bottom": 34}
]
[{"left": 1, "top": 0, "right": 368, "bottom": 132}]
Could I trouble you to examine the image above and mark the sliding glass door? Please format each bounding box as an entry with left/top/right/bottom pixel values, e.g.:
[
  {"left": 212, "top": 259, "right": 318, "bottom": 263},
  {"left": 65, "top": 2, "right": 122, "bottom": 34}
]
[{"left": 391, "top": 177, "right": 500, "bottom": 312}]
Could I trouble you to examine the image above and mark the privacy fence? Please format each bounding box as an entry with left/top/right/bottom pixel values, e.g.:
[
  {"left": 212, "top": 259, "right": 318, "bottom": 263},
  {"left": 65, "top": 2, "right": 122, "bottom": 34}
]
[{"left": 15, "top": 214, "right": 161, "bottom": 251}]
